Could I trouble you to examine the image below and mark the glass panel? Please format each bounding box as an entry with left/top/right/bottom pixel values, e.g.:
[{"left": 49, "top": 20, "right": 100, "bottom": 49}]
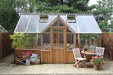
[
  {"left": 25, "top": 34, "right": 37, "bottom": 49},
  {"left": 52, "top": 21, "right": 58, "bottom": 26},
  {"left": 27, "top": 15, "right": 38, "bottom": 32},
  {"left": 77, "top": 16, "right": 90, "bottom": 33},
  {"left": 53, "top": 32, "right": 58, "bottom": 44},
  {"left": 37, "top": 34, "right": 41, "bottom": 49},
  {"left": 53, "top": 29, "right": 58, "bottom": 32},
  {"left": 85, "top": 16, "right": 101, "bottom": 33},
  {"left": 66, "top": 34, "right": 74, "bottom": 50},
  {"left": 42, "top": 33, "right": 51, "bottom": 50},
  {"left": 45, "top": 28, "right": 50, "bottom": 32},
  {"left": 67, "top": 28, "right": 71, "bottom": 32},
  {"left": 52, "top": 20, "right": 65, "bottom": 27},
  {"left": 68, "top": 23, "right": 78, "bottom": 33},
  {"left": 76, "top": 34, "right": 79, "bottom": 48},
  {"left": 53, "top": 29, "right": 64, "bottom": 48},
  {"left": 59, "top": 32, "right": 64, "bottom": 48},
  {"left": 80, "top": 34, "right": 89, "bottom": 49},
  {"left": 15, "top": 15, "right": 30, "bottom": 32},
  {"left": 59, "top": 29, "right": 64, "bottom": 32},
  {"left": 59, "top": 22, "right": 64, "bottom": 26},
  {"left": 90, "top": 34, "right": 101, "bottom": 47}
]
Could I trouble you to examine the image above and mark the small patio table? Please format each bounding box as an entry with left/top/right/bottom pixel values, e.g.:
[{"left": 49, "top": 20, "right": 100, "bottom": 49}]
[{"left": 81, "top": 50, "right": 96, "bottom": 60}]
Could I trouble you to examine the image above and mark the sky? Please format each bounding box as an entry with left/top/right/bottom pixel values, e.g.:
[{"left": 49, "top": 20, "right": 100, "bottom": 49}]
[{"left": 88, "top": 0, "right": 98, "bottom": 6}]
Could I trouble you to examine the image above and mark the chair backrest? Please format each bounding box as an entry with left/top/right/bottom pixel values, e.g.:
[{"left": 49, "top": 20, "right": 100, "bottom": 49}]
[
  {"left": 72, "top": 48, "right": 81, "bottom": 60},
  {"left": 96, "top": 47, "right": 105, "bottom": 56}
]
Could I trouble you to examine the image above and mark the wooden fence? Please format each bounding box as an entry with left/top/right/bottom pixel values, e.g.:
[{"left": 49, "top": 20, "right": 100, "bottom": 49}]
[
  {"left": 0, "top": 33, "right": 13, "bottom": 60},
  {"left": 102, "top": 33, "right": 113, "bottom": 60}
]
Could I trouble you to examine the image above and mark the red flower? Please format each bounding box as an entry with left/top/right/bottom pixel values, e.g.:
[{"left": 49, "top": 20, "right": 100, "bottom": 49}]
[
  {"left": 103, "top": 61, "right": 106, "bottom": 63},
  {"left": 90, "top": 61, "right": 93, "bottom": 63},
  {"left": 22, "top": 52, "right": 25, "bottom": 55},
  {"left": 99, "top": 56, "right": 103, "bottom": 59}
]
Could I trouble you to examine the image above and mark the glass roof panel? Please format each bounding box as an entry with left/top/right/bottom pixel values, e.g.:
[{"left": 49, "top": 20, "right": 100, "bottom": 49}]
[
  {"left": 27, "top": 15, "right": 39, "bottom": 33},
  {"left": 77, "top": 16, "right": 90, "bottom": 33},
  {"left": 68, "top": 23, "right": 78, "bottom": 33},
  {"left": 38, "top": 23, "right": 48, "bottom": 33},
  {"left": 15, "top": 15, "right": 30, "bottom": 32},
  {"left": 38, "top": 15, "right": 57, "bottom": 33},
  {"left": 85, "top": 16, "right": 101, "bottom": 33}
]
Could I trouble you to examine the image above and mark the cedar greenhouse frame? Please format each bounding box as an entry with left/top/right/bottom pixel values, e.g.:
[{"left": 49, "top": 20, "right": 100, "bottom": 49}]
[{"left": 14, "top": 14, "right": 102, "bottom": 64}]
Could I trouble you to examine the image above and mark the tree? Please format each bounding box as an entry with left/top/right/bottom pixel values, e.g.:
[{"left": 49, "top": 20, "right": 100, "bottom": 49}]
[
  {"left": 14, "top": 0, "right": 36, "bottom": 13},
  {"left": 0, "top": 0, "right": 19, "bottom": 32},
  {"left": 92, "top": 0, "right": 113, "bottom": 32},
  {"left": 35, "top": 0, "right": 93, "bottom": 13}
]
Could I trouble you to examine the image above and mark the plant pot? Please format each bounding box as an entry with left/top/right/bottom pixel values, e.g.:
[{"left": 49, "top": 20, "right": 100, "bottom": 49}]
[
  {"left": 26, "top": 59, "right": 30, "bottom": 66},
  {"left": 84, "top": 49, "right": 87, "bottom": 51},
  {"left": 93, "top": 65, "right": 100, "bottom": 70}
]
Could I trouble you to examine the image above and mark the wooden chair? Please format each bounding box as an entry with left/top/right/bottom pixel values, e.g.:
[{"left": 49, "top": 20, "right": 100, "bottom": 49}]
[
  {"left": 72, "top": 48, "right": 87, "bottom": 69},
  {"left": 96, "top": 47, "right": 105, "bottom": 56}
]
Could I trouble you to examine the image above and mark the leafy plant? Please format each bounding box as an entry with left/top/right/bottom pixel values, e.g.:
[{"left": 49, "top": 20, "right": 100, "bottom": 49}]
[
  {"left": 89, "top": 45, "right": 96, "bottom": 51},
  {"left": 90, "top": 56, "right": 106, "bottom": 65},
  {"left": 25, "top": 36, "right": 36, "bottom": 47},
  {"left": 83, "top": 45, "right": 88, "bottom": 50},
  {"left": 18, "top": 51, "right": 32, "bottom": 60},
  {"left": 10, "top": 33, "right": 25, "bottom": 49}
]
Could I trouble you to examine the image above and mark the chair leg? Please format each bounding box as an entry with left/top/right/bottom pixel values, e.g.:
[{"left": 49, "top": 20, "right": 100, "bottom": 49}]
[
  {"left": 76, "top": 61, "right": 79, "bottom": 69},
  {"left": 84, "top": 60, "right": 87, "bottom": 68},
  {"left": 77, "top": 63, "right": 79, "bottom": 69}
]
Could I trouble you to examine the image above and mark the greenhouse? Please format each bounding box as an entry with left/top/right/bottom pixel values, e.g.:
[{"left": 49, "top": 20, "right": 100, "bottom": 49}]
[{"left": 14, "top": 14, "right": 102, "bottom": 63}]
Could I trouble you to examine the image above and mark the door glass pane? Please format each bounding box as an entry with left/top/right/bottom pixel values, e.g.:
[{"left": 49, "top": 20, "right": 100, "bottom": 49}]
[
  {"left": 53, "top": 32, "right": 58, "bottom": 44},
  {"left": 59, "top": 29, "right": 64, "bottom": 32},
  {"left": 53, "top": 29, "right": 64, "bottom": 48},
  {"left": 59, "top": 33, "right": 64, "bottom": 48}
]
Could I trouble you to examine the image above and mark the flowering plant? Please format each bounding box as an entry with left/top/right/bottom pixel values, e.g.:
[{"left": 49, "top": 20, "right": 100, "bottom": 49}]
[
  {"left": 90, "top": 56, "right": 106, "bottom": 65},
  {"left": 18, "top": 52, "right": 32, "bottom": 60}
]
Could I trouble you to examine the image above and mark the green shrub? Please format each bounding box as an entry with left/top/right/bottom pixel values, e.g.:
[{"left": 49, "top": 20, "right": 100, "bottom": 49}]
[{"left": 10, "top": 33, "right": 25, "bottom": 49}]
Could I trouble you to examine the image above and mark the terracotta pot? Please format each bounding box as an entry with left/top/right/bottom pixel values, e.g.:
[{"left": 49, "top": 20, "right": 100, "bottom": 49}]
[{"left": 93, "top": 65, "right": 100, "bottom": 70}]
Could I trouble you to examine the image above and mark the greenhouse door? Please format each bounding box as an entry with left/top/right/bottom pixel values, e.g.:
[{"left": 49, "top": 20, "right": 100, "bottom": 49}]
[{"left": 51, "top": 27, "right": 66, "bottom": 63}]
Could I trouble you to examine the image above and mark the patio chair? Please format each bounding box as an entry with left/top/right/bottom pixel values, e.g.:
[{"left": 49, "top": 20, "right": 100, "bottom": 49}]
[
  {"left": 72, "top": 48, "right": 87, "bottom": 69},
  {"left": 96, "top": 47, "right": 105, "bottom": 56}
]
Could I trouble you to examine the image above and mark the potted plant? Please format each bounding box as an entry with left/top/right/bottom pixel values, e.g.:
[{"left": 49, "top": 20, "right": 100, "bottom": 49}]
[
  {"left": 10, "top": 33, "right": 25, "bottom": 49},
  {"left": 10, "top": 33, "right": 25, "bottom": 63},
  {"left": 18, "top": 51, "right": 32, "bottom": 66},
  {"left": 89, "top": 45, "right": 96, "bottom": 52},
  {"left": 90, "top": 56, "right": 106, "bottom": 70},
  {"left": 83, "top": 45, "right": 88, "bottom": 51}
]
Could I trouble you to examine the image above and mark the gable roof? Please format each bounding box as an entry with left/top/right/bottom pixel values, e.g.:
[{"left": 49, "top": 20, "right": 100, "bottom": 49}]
[
  {"left": 42, "top": 15, "right": 75, "bottom": 33},
  {"left": 14, "top": 14, "right": 102, "bottom": 34}
]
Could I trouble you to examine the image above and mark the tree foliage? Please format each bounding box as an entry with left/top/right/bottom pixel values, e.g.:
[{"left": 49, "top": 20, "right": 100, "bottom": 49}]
[
  {"left": 10, "top": 33, "right": 25, "bottom": 49},
  {"left": 0, "top": 0, "right": 19, "bottom": 32},
  {"left": 35, "top": 0, "right": 93, "bottom": 13},
  {"left": 92, "top": 0, "right": 113, "bottom": 32}
]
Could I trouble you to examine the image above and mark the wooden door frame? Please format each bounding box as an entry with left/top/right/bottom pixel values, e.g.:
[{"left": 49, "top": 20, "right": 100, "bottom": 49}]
[{"left": 51, "top": 27, "right": 66, "bottom": 63}]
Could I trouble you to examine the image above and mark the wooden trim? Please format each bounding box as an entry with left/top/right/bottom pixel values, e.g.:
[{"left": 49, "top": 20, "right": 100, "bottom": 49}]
[
  {"left": 78, "top": 34, "right": 80, "bottom": 48},
  {"left": 42, "top": 16, "right": 58, "bottom": 33},
  {"left": 51, "top": 27, "right": 53, "bottom": 63},
  {"left": 59, "top": 16, "right": 75, "bottom": 33},
  {"left": 42, "top": 16, "right": 75, "bottom": 34},
  {"left": 74, "top": 34, "right": 76, "bottom": 48},
  {"left": 64, "top": 27, "right": 66, "bottom": 63}
]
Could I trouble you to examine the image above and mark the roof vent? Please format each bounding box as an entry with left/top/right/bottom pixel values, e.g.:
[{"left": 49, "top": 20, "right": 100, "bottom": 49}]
[
  {"left": 40, "top": 15, "right": 48, "bottom": 23},
  {"left": 67, "top": 15, "right": 76, "bottom": 23}
]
